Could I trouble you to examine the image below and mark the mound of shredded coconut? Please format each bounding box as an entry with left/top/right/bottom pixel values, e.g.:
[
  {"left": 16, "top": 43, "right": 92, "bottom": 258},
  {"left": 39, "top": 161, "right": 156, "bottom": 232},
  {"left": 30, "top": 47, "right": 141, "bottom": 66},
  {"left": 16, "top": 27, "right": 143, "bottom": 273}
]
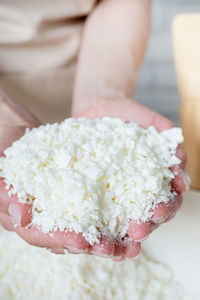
[
  {"left": 0, "top": 118, "right": 183, "bottom": 244},
  {"left": 0, "top": 226, "right": 189, "bottom": 300}
]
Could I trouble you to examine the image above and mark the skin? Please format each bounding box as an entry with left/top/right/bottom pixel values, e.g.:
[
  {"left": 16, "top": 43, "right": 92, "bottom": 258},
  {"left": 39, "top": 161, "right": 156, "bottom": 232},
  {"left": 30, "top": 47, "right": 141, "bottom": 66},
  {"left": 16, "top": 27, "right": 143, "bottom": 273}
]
[
  {"left": 0, "top": 0, "right": 188, "bottom": 260},
  {"left": 0, "top": 98, "right": 187, "bottom": 261}
]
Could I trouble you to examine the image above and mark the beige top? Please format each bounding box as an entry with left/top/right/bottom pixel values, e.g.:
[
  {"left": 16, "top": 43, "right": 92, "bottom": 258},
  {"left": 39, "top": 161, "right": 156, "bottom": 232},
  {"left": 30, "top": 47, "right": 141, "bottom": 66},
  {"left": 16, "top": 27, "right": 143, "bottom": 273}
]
[{"left": 0, "top": 0, "right": 96, "bottom": 123}]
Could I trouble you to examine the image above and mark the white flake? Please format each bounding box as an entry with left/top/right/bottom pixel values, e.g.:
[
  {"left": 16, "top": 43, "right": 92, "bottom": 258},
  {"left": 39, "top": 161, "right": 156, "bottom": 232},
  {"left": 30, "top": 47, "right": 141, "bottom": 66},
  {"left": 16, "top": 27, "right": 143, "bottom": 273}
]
[{"left": 0, "top": 118, "right": 183, "bottom": 244}]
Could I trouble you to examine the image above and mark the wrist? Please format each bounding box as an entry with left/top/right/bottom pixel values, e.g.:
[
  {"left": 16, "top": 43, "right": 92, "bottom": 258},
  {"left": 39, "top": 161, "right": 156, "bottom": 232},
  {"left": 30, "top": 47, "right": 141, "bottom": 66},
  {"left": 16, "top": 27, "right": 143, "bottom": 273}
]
[
  {"left": 0, "top": 89, "right": 40, "bottom": 127},
  {"left": 72, "top": 85, "right": 134, "bottom": 118},
  {"left": 72, "top": 97, "right": 136, "bottom": 119}
]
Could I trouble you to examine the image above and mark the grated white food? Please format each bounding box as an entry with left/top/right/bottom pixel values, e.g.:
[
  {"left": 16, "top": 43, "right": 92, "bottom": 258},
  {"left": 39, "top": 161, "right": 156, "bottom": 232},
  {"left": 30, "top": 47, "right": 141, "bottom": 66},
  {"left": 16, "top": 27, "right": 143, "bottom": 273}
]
[
  {"left": 0, "top": 226, "right": 187, "bottom": 300},
  {"left": 0, "top": 118, "right": 183, "bottom": 244}
]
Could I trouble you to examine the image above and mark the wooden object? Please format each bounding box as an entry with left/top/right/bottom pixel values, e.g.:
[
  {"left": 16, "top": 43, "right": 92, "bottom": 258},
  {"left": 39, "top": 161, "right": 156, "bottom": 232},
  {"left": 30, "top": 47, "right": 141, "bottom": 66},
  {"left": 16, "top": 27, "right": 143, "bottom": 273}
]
[{"left": 173, "top": 14, "right": 200, "bottom": 190}]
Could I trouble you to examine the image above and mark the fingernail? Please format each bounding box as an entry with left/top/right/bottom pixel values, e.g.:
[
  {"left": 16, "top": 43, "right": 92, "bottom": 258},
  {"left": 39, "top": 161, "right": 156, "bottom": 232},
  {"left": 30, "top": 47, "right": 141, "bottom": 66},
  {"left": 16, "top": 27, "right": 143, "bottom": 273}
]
[
  {"left": 90, "top": 251, "right": 112, "bottom": 258},
  {"left": 8, "top": 203, "right": 21, "bottom": 226},
  {"left": 67, "top": 246, "right": 88, "bottom": 254},
  {"left": 151, "top": 214, "right": 170, "bottom": 224},
  {"left": 134, "top": 233, "right": 150, "bottom": 242},
  {"left": 112, "top": 255, "right": 125, "bottom": 262}
]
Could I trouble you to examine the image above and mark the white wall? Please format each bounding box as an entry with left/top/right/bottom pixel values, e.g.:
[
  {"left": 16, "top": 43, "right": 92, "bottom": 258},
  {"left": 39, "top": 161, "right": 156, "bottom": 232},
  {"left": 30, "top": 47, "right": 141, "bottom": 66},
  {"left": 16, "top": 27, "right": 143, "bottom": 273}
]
[{"left": 135, "top": 0, "right": 199, "bottom": 125}]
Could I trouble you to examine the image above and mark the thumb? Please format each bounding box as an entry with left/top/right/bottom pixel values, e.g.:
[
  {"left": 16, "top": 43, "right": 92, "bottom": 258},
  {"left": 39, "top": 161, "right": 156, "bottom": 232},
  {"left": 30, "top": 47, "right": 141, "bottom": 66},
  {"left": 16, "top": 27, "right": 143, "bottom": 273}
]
[
  {"left": 8, "top": 201, "right": 32, "bottom": 227},
  {"left": 0, "top": 178, "right": 32, "bottom": 227}
]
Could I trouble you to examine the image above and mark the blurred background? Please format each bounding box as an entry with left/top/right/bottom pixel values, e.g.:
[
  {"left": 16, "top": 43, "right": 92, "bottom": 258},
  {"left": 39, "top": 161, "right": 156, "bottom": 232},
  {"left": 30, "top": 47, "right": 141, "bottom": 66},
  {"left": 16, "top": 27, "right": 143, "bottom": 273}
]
[
  {"left": 135, "top": 0, "right": 198, "bottom": 126},
  {"left": 139, "top": 4, "right": 200, "bottom": 294}
]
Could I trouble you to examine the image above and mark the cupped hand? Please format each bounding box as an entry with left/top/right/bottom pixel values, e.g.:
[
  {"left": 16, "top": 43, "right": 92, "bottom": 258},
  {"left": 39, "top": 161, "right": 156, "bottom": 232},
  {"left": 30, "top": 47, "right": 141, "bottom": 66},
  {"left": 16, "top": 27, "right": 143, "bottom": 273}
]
[
  {"left": 0, "top": 96, "right": 188, "bottom": 261},
  {"left": 73, "top": 98, "right": 189, "bottom": 261},
  {"left": 0, "top": 94, "right": 92, "bottom": 256},
  {"left": 0, "top": 94, "right": 134, "bottom": 259},
  {"left": 0, "top": 126, "right": 135, "bottom": 259}
]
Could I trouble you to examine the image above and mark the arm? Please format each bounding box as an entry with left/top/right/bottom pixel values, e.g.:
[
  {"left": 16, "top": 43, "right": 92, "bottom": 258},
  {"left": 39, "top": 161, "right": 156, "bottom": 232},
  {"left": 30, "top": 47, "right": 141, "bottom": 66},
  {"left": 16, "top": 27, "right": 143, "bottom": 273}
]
[
  {"left": 72, "top": 0, "right": 188, "bottom": 261},
  {"left": 73, "top": 0, "right": 151, "bottom": 116}
]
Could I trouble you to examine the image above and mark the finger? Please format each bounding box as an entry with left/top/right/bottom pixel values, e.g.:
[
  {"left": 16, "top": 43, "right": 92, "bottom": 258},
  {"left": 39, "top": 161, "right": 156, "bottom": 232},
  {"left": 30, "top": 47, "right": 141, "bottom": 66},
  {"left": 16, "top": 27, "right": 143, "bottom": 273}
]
[
  {"left": 149, "top": 222, "right": 160, "bottom": 233},
  {"left": 65, "top": 245, "right": 89, "bottom": 254},
  {"left": 48, "top": 248, "right": 79, "bottom": 255},
  {"left": 0, "top": 181, "right": 90, "bottom": 252},
  {"left": 170, "top": 143, "right": 188, "bottom": 194},
  {"left": 90, "top": 236, "right": 115, "bottom": 257},
  {"left": 0, "top": 211, "right": 15, "bottom": 231},
  {"left": 112, "top": 239, "right": 125, "bottom": 262},
  {"left": 174, "top": 194, "right": 183, "bottom": 211},
  {"left": 64, "top": 249, "right": 80, "bottom": 255},
  {"left": 175, "top": 145, "right": 187, "bottom": 170},
  {"left": 151, "top": 202, "right": 172, "bottom": 223},
  {"left": 50, "top": 248, "right": 65, "bottom": 255},
  {"left": 0, "top": 178, "right": 17, "bottom": 213},
  {"left": 171, "top": 165, "right": 190, "bottom": 194},
  {"left": 113, "top": 239, "right": 124, "bottom": 257},
  {"left": 13, "top": 226, "right": 90, "bottom": 251},
  {"left": 151, "top": 194, "right": 183, "bottom": 225},
  {"left": 0, "top": 178, "right": 32, "bottom": 227},
  {"left": 128, "top": 220, "right": 151, "bottom": 241},
  {"left": 164, "top": 195, "right": 183, "bottom": 223},
  {"left": 8, "top": 202, "right": 32, "bottom": 227},
  {"left": 112, "top": 255, "right": 125, "bottom": 262},
  {"left": 55, "top": 230, "right": 90, "bottom": 252},
  {"left": 123, "top": 239, "right": 141, "bottom": 259}
]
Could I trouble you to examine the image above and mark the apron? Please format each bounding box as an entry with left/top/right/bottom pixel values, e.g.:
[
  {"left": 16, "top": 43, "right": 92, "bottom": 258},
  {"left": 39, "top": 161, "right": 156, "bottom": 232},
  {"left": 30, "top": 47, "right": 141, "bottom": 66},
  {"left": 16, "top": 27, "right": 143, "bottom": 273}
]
[{"left": 0, "top": 0, "right": 96, "bottom": 123}]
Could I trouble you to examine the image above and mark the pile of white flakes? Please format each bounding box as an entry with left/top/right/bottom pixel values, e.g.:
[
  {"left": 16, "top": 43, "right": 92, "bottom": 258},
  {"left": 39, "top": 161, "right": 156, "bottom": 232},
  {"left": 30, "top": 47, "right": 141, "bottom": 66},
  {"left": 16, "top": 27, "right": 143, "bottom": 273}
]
[
  {"left": 0, "top": 226, "right": 186, "bottom": 300},
  {"left": 0, "top": 118, "right": 183, "bottom": 244}
]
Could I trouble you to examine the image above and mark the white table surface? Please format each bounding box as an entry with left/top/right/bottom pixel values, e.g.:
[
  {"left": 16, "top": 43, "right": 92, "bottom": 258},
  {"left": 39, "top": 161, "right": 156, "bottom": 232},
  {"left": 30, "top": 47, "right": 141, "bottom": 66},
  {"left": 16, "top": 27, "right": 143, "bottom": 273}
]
[{"left": 143, "top": 190, "right": 200, "bottom": 297}]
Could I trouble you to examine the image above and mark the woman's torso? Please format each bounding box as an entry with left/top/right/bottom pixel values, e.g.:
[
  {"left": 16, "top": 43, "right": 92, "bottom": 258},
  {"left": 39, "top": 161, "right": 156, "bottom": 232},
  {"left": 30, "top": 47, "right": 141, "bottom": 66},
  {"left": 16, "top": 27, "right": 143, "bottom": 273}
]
[{"left": 0, "top": 0, "right": 96, "bottom": 123}]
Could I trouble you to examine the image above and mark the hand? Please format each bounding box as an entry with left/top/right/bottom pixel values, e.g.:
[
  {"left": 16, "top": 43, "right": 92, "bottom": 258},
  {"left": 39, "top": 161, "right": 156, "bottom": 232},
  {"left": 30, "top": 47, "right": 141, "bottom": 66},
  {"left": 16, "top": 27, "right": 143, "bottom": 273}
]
[
  {"left": 0, "top": 95, "right": 188, "bottom": 261},
  {"left": 0, "top": 93, "right": 134, "bottom": 259},
  {"left": 73, "top": 98, "right": 188, "bottom": 261},
  {"left": 0, "top": 123, "right": 129, "bottom": 259},
  {"left": 0, "top": 92, "right": 91, "bottom": 256}
]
